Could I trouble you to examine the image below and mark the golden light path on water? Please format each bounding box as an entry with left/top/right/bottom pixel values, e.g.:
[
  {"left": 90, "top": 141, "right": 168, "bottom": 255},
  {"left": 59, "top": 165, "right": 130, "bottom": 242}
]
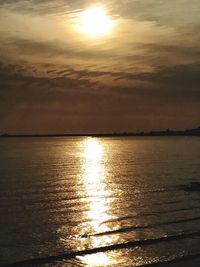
[{"left": 77, "top": 138, "right": 117, "bottom": 266}]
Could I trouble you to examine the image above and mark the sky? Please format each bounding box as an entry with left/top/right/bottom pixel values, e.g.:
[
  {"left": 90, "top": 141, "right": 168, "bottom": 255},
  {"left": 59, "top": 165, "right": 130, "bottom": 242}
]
[{"left": 0, "top": 0, "right": 200, "bottom": 134}]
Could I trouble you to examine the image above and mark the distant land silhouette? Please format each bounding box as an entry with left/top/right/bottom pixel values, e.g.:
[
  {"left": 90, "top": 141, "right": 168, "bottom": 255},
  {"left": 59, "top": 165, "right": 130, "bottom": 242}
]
[{"left": 1, "top": 126, "right": 200, "bottom": 138}]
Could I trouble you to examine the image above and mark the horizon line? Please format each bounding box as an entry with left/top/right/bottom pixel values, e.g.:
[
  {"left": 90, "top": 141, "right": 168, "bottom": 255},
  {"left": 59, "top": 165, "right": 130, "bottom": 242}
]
[{"left": 1, "top": 126, "right": 200, "bottom": 138}]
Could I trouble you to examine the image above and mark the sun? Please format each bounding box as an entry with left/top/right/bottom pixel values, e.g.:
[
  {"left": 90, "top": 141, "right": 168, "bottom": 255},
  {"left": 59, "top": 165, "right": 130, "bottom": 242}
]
[{"left": 81, "top": 7, "right": 113, "bottom": 37}]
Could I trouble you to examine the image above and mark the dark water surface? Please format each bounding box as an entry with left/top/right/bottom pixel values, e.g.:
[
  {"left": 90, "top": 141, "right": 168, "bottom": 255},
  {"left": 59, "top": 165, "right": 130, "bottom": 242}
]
[{"left": 0, "top": 137, "right": 200, "bottom": 266}]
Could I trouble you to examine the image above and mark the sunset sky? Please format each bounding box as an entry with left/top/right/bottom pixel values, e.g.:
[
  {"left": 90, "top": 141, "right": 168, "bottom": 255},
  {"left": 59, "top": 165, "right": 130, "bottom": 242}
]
[{"left": 0, "top": 0, "right": 200, "bottom": 134}]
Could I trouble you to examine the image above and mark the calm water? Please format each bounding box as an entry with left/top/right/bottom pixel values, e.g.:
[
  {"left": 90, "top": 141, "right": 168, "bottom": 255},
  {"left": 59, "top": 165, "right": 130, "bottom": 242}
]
[{"left": 0, "top": 137, "right": 200, "bottom": 266}]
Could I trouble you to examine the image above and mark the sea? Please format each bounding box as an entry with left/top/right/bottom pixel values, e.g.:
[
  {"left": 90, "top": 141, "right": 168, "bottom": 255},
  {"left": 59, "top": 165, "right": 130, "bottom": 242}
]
[{"left": 0, "top": 137, "right": 200, "bottom": 267}]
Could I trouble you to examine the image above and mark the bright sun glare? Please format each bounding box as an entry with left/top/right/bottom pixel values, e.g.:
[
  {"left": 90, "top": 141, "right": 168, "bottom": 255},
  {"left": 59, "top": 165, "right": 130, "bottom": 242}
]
[{"left": 81, "top": 7, "right": 112, "bottom": 37}]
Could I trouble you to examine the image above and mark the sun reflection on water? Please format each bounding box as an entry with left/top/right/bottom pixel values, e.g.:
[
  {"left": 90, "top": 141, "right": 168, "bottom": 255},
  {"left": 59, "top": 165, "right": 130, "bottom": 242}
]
[
  {"left": 78, "top": 252, "right": 112, "bottom": 266},
  {"left": 78, "top": 138, "right": 117, "bottom": 266},
  {"left": 82, "top": 138, "right": 110, "bottom": 234}
]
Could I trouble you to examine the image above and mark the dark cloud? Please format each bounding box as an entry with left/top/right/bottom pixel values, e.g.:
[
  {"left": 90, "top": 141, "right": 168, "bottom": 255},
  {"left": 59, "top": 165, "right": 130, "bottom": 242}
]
[
  {"left": 1, "top": 60, "right": 200, "bottom": 120},
  {"left": 1, "top": 58, "right": 200, "bottom": 101}
]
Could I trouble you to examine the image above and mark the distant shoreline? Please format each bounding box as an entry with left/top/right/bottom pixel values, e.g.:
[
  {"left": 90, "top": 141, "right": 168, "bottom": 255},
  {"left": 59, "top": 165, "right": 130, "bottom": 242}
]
[{"left": 1, "top": 127, "right": 200, "bottom": 138}]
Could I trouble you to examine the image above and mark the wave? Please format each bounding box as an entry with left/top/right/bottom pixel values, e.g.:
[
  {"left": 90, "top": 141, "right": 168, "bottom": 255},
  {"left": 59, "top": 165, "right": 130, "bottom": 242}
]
[
  {"left": 100, "top": 206, "right": 200, "bottom": 225},
  {"left": 85, "top": 216, "right": 200, "bottom": 237},
  {"left": 138, "top": 253, "right": 200, "bottom": 267},
  {"left": 3, "top": 231, "right": 200, "bottom": 267}
]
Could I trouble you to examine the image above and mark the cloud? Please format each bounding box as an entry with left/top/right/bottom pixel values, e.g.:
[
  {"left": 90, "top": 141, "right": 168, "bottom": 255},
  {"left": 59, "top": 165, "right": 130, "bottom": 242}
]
[
  {"left": 1, "top": 59, "right": 200, "bottom": 133},
  {"left": 0, "top": 1, "right": 200, "bottom": 133},
  {"left": 6, "top": 38, "right": 119, "bottom": 62},
  {"left": 112, "top": 0, "right": 200, "bottom": 28},
  {"left": 1, "top": 0, "right": 200, "bottom": 31},
  {"left": 0, "top": 0, "right": 71, "bottom": 15},
  {"left": 1, "top": 58, "right": 200, "bottom": 108}
]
